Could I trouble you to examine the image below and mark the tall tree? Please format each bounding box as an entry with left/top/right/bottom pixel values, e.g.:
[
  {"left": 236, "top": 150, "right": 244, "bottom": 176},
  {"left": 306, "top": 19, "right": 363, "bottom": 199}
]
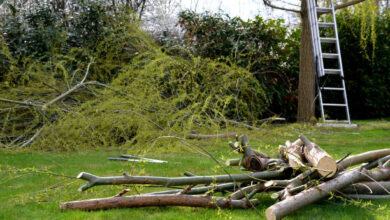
[{"left": 263, "top": 0, "right": 367, "bottom": 122}]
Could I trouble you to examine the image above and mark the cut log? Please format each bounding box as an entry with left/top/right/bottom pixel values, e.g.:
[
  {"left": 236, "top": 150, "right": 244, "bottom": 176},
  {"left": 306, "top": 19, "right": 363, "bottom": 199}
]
[
  {"left": 341, "top": 181, "right": 390, "bottom": 195},
  {"left": 337, "top": 148, "right": 390, "bottom": 170},
  {"left": 299, "top": 135, "right": 337, "bottom": 177},
  {"left": 343, "top": 194, "right": 390, "bottom": 200},
  {"left": 265, "top": 158, "right": 390, "bottom": 220},
  {"left": 232, "top": 135, "right": 282, "bottom": 171},
  {"left": 281, "top": 139, "right": 305, "bottom": 168},
  {"left": 225, "top": 158, "right": 241, "bottom": 166},
  {"left": 60, "top": 194, "right": 259, "bottom": 211},
  {"left": 186, "top": 133, "right": 237, "bottom": 139},
  {"left": 77, "top": 168, "right": 291, "bottom": 191}
]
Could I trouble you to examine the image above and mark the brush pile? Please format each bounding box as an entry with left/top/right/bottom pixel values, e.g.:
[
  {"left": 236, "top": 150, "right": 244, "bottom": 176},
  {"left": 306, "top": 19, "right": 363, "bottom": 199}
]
[{"left": 61, "top": 135, "right": 390, "bottom": 219}]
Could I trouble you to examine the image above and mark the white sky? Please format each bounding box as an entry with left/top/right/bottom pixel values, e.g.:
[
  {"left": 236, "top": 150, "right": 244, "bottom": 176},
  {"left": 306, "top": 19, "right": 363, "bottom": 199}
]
[{"left": 180, "top": 0, "right": 300, "bottom": 23}]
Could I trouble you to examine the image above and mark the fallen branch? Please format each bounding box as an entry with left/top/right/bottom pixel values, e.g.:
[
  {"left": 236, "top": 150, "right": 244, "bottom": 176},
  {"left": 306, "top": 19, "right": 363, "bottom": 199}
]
[
  {"left": 77, "top": 168, "right": 291, "bottom": 191},
  {"left": 265, "top": 158, "right": 390, "bottom": 220},
  {"left": 149, "top": 182, "right": 238, "bottom": 195},
  {"left": 337, "top": 148, "right": 390, "bottom": 170},
  {"left": 343, "top": 194, "right": 390, "bottom": 200},
  {"left": 60, "top": 194, "right": 259, "bottom": 211},
  {"left": 341, "top": 181, "right": 390, "bottom": 195},
  {"left": 186, "top": 133, "right": 238, "bottom": 139},
  {"left": 225, "top": 158, "right": 242, "bottom": 166},
  {"left": 42, "top": 62, "right": 94, "bottom": 109}
]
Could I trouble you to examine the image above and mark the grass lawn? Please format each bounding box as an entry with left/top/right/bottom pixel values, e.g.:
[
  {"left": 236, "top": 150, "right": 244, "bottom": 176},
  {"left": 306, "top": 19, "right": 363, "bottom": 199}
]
[{"left": 1, "top": 120, "right": 390, "bottom": 220}]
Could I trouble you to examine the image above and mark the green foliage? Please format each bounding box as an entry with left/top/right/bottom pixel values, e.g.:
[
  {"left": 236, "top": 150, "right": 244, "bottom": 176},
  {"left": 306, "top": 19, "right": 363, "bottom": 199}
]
[
  {"left": 178, "top": 11, "right": 300, "bottom": 120},
  {"left": 67, "top": 2, "right": 106, "bottom": 48},
  {"left": 2, "top": 4, "right": 63, "bottom": 59},
  {"left": 32, "top": 50, "right": 267, "bottom": 151},
  {"left": 338, "top": 9, "right": 390, "bottom": 118}
]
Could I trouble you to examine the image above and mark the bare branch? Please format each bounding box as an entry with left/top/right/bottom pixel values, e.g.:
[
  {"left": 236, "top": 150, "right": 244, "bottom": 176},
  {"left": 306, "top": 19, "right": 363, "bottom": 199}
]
[
  {"left": 335, "top": 0, "right": 367, "bottom": 10},
  {"left": 263, "top": 0, "right": 301, "bottom": 13}
]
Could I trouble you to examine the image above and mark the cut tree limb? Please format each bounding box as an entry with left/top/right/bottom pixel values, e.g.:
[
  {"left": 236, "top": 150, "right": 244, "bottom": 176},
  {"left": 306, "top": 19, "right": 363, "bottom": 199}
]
[
  {"left": 225, "top": 158, "right": 242, "bottom": 166},
  {"left": 60, "top": 194, "right": 259, "bottom": 211},
  {"left": 299, "top": 135, "right": 337, "bottom": 177},
  {"left": 77, "top": 168, "right": 291, "bottom": 191},
  {"left": 186, "top": 133, "right": 237, "bottom": 139},
  {"left": 265, "top": 158, "right": 390, "bottom": 220},
  {"left": 149, "top": 182, "right": 238, "bottom": 195},
  {"left": 280, "top": 139, "right": 305, "bottom": 168},
  {"left": 341, "top": 181, "right": 390, "bottom": 195},
  {"left": 337, "top": 148, "right": 390, "bottom": 170},
  {"left": 343, "top": 194, "right": 390, "bottom": 200}
]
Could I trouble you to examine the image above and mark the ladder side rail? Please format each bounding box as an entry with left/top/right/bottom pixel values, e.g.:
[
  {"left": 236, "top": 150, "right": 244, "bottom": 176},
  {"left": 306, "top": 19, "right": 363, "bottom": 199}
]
[
  {"left": 313, "top": 2, "right": 326, "bottom": 78},
  {"left": 330, "top": 0, "right": 352, "bottom": 123}
]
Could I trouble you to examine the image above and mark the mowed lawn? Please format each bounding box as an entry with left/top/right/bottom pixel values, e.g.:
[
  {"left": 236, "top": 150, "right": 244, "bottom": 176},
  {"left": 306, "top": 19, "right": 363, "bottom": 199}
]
[{"left": 1, "top": 120, "right": 390, "bottom": 220}]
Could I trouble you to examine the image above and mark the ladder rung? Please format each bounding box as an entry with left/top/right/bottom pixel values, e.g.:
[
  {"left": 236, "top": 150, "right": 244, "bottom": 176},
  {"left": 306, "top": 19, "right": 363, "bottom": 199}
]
[
  {"left": 320, "top": 38, "right": 337, "bottom": 43},
  {"left": 324, "top": 69, "right": 341, "bottom": 75},
  {"left": 322, "top": 53, "right": 339, "bottom": 59},
  {"left": 318, "top": 22, "right": 335, "bottom": 28},
  {"left": 320, "top": 87, "right": 344, "bottom": 91},
  {"left": 322, "top": 103, "right": 347, "bottom": 107},
  {"left": 324, "top": 120, "right": 349, "bottom": 123},
  {"left": 317, "top": 123, "right": 358, "bottom": 128},
  {"left": 316, "top": 7, "right": 332, "bottom": 13}
]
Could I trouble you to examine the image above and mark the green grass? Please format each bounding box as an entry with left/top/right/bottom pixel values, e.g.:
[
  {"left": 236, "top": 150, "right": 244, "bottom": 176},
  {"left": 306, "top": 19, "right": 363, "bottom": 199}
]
[{"left": 1, "top": 120, "right": 390, "bottom": 220}]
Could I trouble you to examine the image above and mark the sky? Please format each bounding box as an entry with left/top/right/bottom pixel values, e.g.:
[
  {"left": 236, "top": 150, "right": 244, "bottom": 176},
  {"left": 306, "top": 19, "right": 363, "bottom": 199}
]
[{"left": 180, "top": 0, "right": 300, "bottom": 23}]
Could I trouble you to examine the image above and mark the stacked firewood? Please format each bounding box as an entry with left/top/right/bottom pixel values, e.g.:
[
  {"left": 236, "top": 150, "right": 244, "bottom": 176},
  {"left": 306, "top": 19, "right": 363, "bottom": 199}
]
[{"left": 61, "top": 135, "right": 390, "bottom": 220}]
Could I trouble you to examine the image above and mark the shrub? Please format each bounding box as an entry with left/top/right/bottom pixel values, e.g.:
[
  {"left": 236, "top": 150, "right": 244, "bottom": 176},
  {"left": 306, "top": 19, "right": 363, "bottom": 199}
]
[{"left": 178, "top": 11, "right": 300, "bottom": 120}]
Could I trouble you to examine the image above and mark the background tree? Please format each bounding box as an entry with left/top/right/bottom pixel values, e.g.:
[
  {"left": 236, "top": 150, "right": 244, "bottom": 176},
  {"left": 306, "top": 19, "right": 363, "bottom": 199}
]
[{"left": 262, "top": 0, "right": 369, "bottom": 122}]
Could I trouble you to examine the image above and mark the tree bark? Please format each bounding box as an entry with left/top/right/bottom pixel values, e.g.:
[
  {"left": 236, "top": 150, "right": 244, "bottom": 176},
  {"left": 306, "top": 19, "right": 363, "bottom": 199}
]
[
  {"left": 300, "top": 135, "right": 337, "bottom": 177},
  {"left": 77, "top": 169, "right": 291, "bottom": 191},
  {"left": 280, "top": 139, "right": 305, "bottom": 168},
  {"left": 337, "top": 149, "right": 390, "bottom": 170},
  {"left": 60, "top": 194, "right": 259, "bottom": 211},
  {"left": 265, "top": 161, "right": 390, "bottom": 220},
  {"left": 297, "top": 0, "right": 316, "bottom": 122},
  {"left": 341, "top": 181, "right": 390, "bottom": 195},
  {"left": 149, "top": 182, "right": 238, "bottom": 195}
]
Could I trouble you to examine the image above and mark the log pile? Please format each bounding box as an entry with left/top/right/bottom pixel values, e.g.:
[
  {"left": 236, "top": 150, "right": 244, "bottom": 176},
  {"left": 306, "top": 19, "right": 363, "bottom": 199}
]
[{"left": 61, "top": 134, "right": 390, "bottom": 219}]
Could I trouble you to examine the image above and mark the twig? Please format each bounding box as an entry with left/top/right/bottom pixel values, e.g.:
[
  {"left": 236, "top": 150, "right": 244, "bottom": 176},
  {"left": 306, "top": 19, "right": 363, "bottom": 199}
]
[
  {"left": 0, "top": 98, "right": 40, "bottom": 107},
  {"left": 20, "top": 125, "right": 46, "bottom": 148},
  {"left": 42, "top": 62, "right": 94, "bottom": 109}
]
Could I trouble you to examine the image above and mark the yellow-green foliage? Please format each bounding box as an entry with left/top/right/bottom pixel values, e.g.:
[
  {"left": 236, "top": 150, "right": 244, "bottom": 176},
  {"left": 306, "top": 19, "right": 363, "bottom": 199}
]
[
  {"left": 32, "top": 50, "right": 268, "bottom": 151},
  {"left": 340, "top": 0, "right": 378, "bottom": 60}
]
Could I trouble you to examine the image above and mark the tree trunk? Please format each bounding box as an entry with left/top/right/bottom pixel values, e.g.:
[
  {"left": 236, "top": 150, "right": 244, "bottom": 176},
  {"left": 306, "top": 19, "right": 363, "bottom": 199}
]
[
  {"left": 60, "top": 194, "right": 259, "bottom": 211},
  {"left": 297, "top": 0, "right": 316, "bottom": 122}
]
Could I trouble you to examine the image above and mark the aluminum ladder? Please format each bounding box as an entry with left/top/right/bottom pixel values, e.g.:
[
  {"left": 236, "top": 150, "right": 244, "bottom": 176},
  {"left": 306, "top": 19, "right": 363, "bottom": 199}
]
[{"left": 307, "top": 0, "right": 357, "bottom": 128}]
